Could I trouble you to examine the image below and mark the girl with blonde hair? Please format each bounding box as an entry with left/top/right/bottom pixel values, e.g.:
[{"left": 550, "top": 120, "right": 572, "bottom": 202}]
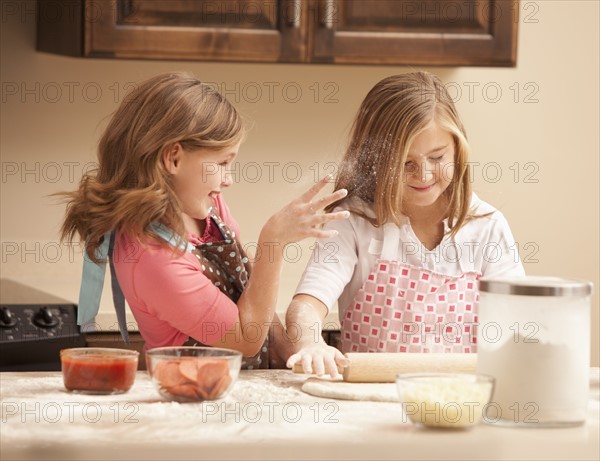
[
  {"left": 60, "top": 72, "right": 349, "bottom": 368},
  {"left": 286, "top": 71, "right": 525, "bottom": 377}
]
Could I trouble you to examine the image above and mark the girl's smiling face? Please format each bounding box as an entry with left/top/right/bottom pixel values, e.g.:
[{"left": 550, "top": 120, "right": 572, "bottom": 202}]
[
  {"left": 402, "top": 121, "right": 455, "bottom": 211},
  {"left": 165, "top": 142, "right": 239, "bottom": 221}
]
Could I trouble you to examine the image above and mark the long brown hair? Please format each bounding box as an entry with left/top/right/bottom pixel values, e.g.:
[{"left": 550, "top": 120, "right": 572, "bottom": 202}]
[
  {"left": 327, "top": 71, "right": 472, "bottom": 235},
  {"left": 58, "top": 72, "right": 244, "bottom": 262}
]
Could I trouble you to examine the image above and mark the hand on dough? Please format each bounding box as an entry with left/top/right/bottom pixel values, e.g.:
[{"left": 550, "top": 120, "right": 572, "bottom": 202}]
[{"left": 287, "top": 344, "right": 350, "bottom": 379}]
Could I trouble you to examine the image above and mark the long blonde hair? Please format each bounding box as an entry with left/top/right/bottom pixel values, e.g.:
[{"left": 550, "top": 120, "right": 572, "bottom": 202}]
[
  {"left": 58, "top": 72, "right": 244, "bottom": 262},
  {"left": 327, "top": 71, "right": 472, "bottom": 235}
]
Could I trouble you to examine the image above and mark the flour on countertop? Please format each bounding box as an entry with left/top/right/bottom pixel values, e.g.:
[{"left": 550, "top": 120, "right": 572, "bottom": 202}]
[{"left": 0, "top": 370, "right": 397, "bottom": 447}]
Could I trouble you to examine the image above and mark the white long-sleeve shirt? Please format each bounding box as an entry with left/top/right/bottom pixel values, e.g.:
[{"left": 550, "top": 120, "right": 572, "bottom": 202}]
[{"left": 295, "top": 193, "right": 525, "bottom": 318}]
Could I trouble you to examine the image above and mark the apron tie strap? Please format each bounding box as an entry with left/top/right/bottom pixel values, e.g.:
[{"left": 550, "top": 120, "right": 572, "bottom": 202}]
[
  {"left": 78, "top": 231, "right": 129, "bottom": 343},
  {"left": 108, "top": 232, "right": 129, "bottom": 343}
]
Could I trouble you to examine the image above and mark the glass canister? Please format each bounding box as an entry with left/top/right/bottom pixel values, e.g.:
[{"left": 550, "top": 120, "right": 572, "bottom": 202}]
[{"left": 476, "top": 276, "right": 592, "bottom": 427}]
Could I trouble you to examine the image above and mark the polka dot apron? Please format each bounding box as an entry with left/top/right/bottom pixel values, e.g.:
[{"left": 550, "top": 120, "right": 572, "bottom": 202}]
[
  {"left": 341, "top": 223, "right": 480, "bottom": 354},
  {"left": 183, "top": 209, "right": 269, "bottom": 370}
]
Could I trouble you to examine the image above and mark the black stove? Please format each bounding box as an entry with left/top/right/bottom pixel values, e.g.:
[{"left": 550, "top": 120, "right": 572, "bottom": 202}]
[{"left": 0, "top": 279, "right": 85, "bottom": 371}]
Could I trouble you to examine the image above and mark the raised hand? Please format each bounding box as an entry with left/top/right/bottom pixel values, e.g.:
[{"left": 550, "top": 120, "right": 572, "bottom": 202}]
[{"left": 261, "top": 175, "right": 349, "bottom": 246}]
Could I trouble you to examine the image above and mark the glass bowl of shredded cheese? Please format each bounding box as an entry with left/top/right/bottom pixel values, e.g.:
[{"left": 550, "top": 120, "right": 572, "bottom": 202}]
[{"left": 396, "top": 373, "right": 495, "bottom": 429}]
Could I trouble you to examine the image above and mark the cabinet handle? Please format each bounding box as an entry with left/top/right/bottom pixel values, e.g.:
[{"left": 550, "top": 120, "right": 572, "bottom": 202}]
[
  {"left": 287, "top": 0, "right": 301, "bottom": 28},
  {"left": 320, "top": 0, "right": 335, "bottom": 29}
]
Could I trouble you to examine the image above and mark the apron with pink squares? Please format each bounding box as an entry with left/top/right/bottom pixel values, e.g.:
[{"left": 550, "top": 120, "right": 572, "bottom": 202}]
[{"left": 341, "top": 223, "right": 480, "bottom": 353}]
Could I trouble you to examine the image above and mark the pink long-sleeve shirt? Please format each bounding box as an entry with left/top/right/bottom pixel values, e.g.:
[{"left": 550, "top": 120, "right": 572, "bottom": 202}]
[{"left": 113, "top": 194, "right": 241, "bottom": 350}]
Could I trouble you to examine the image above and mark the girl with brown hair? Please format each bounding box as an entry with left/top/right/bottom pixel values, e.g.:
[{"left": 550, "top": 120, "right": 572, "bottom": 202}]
[
  {"left": 286, "top": 71, "right": 525, "bottom": 377},
  {"left": 60, "top": 72, "right": 349, "bottom": 368}
]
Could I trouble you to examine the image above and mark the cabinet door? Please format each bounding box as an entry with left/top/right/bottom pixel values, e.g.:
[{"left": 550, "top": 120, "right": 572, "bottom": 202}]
[
  {"left": 311, "top": 0, "right": 518, "bottom": 66},
  {"left": 85, "top": 0, "right": 307, "bottom": 62}
]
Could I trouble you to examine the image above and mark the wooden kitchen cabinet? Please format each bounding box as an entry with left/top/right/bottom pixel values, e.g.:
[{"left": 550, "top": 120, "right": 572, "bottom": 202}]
[
  {"left": 85, "top": 332, "right": 148, "bottom": 370},
  {"left": 37, "top": 0, "right": 518, "bottom": 65},
  {"left": 37, "top": 0, "right": 307, "bottom": 62},
  {"left": 312, "top": 0, "right": 519, "bottom": 66}
]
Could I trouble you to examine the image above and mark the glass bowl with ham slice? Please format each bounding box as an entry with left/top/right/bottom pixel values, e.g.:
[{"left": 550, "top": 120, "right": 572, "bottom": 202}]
[{"left": 146, "top": 347, "right": 242, "bottom": 402}]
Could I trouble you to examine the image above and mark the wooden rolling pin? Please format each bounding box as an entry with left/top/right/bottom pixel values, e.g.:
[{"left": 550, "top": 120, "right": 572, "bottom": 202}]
[{"left": 292, "top": 353, "right": 477, "bottom": 383}]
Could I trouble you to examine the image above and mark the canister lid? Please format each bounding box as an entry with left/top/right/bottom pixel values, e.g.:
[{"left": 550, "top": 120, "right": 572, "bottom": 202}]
[{"left": 479, "top": 276, "right": 593, "bottom": 297}]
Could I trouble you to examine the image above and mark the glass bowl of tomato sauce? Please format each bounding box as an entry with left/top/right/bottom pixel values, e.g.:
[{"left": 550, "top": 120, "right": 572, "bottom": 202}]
[
  {"left": 61, "top": 348, "right": 139, "bottom": 394},
  {"left": 146, "top": 347, "right": 242, "bottom": 402}
]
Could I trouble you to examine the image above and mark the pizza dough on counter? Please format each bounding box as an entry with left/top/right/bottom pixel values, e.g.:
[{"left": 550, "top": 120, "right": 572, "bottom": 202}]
[{"left": 301, "top": 378, "right": 400, "bottom": 402}]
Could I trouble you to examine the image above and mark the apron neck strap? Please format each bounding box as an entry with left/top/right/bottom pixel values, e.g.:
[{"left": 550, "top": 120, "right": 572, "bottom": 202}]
[{"left": 147, "top": 222, "right": 196, "bottom": 253}]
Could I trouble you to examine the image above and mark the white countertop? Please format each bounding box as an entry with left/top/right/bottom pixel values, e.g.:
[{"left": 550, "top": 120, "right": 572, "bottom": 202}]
[{"left": 1, "top": 369, "right": 598, "bottom": 461}]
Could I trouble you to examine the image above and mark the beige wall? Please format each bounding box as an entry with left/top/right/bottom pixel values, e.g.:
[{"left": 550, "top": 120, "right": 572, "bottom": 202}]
[{"left": 1, "top": 1, "right": 598, "bottom": 364}]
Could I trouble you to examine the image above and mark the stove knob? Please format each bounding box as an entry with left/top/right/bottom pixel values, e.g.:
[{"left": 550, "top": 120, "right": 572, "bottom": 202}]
[
  {"left": 0, "top": 307, "right": 17, "bottom": 328},
  {"left": 33, "top": 307, "right": 59, "bottom": 328}
]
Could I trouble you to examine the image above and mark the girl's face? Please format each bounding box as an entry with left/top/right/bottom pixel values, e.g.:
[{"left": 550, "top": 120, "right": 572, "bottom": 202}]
[
  {"left": 166, "top": 142, "right": 239, "bottom": 221},
  {"left": 402, "top": 121, "right": 455, "bottom": 210}
]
